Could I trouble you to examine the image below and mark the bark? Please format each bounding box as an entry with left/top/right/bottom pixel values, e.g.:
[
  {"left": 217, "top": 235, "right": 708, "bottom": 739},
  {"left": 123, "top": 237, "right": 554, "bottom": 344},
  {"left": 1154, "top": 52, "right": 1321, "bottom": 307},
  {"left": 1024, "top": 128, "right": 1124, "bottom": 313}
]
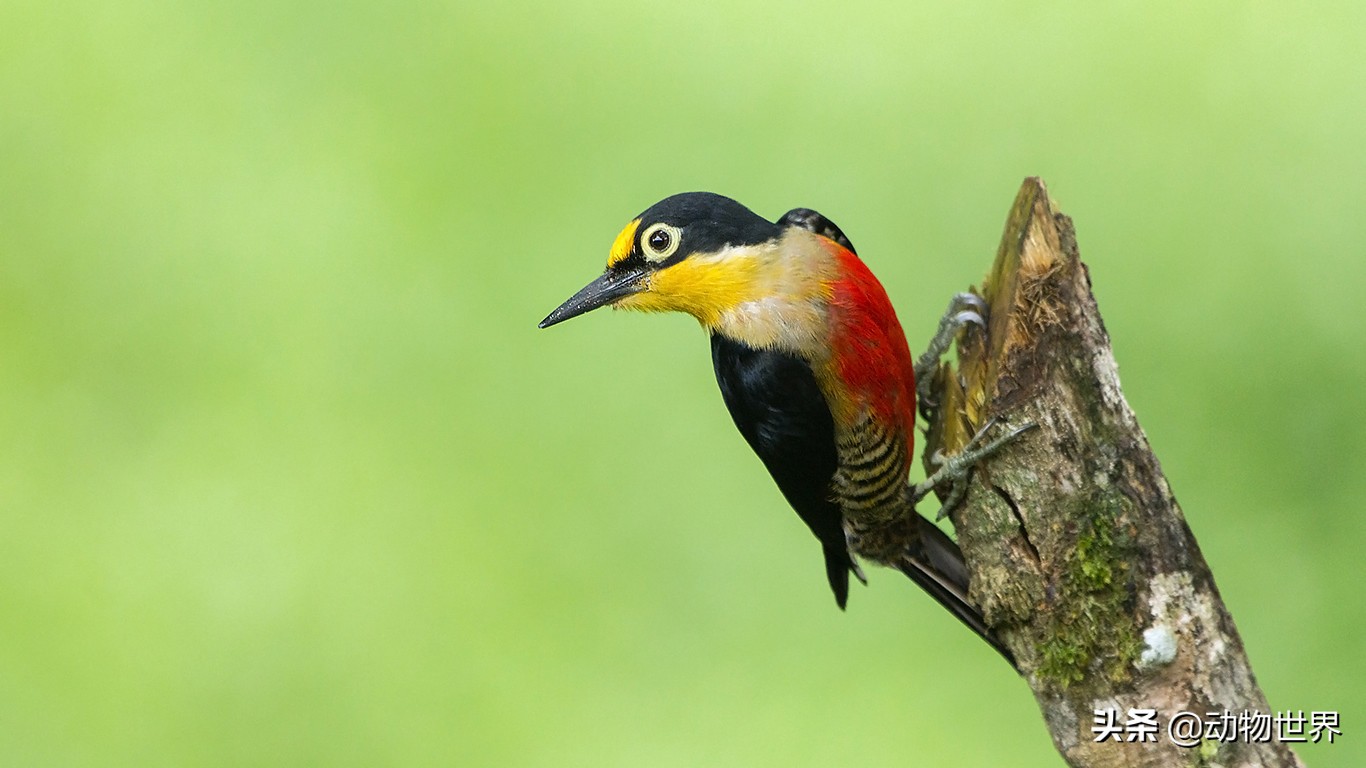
[{"left": 921, "top": 178, "right": 1303, "bottom": 768}]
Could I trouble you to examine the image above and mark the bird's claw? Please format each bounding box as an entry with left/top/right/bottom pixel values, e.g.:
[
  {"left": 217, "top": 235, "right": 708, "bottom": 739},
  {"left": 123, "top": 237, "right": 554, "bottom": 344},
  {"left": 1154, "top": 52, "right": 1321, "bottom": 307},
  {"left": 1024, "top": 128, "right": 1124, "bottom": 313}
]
[
  {"left": 908, "top": 417, "right": 1039, "bottom": 520},
  {"left": 951, "top": 309, "right": 986, "bottom": 331},
  {"left": 915, "top": 293, "right": 989, "bottom": 414},
  {"left": 950, "top": 291, "right": 987, "bottom": 316}
]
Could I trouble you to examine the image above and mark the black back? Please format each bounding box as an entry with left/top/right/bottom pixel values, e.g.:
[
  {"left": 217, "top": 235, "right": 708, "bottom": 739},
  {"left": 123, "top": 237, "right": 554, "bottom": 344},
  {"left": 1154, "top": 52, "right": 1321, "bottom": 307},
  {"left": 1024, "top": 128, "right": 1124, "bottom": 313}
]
[
  {"left": 777, "top": 208, "right": 857, "bottom": 254},
  {"left": 710, "top": 334, "right": 857, "bottom": 607}
]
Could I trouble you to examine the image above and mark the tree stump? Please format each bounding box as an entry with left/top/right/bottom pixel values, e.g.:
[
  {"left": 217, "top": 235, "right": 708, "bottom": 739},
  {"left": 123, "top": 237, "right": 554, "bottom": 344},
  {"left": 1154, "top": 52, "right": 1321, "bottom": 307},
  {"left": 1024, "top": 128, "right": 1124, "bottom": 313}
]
[{"left": 923, "top": 178, "right": 1304, "bottom": 768}]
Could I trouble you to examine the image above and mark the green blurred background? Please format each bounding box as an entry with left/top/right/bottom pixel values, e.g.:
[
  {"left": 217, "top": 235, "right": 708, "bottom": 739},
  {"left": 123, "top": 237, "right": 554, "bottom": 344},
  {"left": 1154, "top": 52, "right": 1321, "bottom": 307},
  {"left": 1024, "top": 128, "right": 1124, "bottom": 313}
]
[{"left": 2, "top": 0, "right": 1362, "bottom": 765}]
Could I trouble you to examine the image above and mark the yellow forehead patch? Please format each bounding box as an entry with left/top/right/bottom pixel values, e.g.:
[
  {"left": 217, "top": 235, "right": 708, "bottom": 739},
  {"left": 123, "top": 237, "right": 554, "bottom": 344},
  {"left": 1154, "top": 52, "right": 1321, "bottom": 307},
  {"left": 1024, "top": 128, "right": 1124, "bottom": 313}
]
[{"left": 607, "top": 218, "right": 640, "bottom": 266}]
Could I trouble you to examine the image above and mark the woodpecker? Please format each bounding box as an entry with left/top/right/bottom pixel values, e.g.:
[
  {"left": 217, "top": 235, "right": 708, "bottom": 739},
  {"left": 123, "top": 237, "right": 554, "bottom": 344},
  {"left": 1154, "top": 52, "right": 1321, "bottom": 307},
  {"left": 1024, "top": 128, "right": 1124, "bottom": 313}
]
[{"left": 540, "top": 192, "right": 1019, "bottom": 663}]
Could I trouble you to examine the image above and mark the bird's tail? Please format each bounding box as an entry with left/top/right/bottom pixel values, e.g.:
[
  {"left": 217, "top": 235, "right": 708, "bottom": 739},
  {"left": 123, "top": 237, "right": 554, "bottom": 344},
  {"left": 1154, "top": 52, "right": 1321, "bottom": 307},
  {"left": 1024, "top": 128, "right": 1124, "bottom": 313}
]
[{"left": 896, "top": 517, "right": 1017, "bottom": 669}]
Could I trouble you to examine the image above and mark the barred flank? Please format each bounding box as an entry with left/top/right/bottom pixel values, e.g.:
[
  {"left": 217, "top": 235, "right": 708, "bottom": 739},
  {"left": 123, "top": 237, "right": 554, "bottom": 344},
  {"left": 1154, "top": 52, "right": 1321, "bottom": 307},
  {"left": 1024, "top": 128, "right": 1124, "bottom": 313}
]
[{"left": 833, "top": 413, "right": 909, "bottom": 512}]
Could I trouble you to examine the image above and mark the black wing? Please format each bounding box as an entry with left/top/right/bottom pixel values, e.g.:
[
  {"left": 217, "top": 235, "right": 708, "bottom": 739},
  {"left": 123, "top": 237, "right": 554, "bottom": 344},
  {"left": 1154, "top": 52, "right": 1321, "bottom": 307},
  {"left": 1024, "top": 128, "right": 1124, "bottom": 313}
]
[
  {"left": 710, "top": 334, "right": 859, "bottom": 608},
  {"left": 777, "top": 208, "right": 856, "bottom": 255}
]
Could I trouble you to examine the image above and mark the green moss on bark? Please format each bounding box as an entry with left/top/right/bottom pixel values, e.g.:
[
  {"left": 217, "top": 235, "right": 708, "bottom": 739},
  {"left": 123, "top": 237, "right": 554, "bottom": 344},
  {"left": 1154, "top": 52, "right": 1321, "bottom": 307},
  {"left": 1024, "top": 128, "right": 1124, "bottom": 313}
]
[{"left": 1036, "top": 487, "right": 1141, "bottom": 690}]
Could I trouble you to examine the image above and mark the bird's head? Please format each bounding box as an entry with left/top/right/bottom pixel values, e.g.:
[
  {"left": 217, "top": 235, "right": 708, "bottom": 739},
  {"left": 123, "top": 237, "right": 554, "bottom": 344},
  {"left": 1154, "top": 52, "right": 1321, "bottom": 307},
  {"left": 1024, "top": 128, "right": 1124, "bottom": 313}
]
[{"left": 539, "top": 192, "right": 790, "bottom": 330}]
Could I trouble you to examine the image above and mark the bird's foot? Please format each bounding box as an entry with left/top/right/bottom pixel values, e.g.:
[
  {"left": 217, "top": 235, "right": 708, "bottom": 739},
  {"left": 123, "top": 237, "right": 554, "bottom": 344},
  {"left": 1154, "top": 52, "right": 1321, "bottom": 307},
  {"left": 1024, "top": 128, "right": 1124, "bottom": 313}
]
[
  {"left": 909, "top": 417, "right": 1038, "bottom": 520},
  {"left": 914, "top": 292, "right": 987, "bottom": 414}
]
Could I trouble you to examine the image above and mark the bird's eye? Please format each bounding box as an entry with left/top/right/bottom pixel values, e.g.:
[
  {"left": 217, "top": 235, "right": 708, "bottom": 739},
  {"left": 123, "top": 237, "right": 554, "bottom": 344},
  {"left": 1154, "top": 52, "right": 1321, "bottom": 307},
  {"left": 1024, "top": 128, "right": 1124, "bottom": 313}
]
[{"left": 640, "top": 223, "right": 682, "bottom": 262}]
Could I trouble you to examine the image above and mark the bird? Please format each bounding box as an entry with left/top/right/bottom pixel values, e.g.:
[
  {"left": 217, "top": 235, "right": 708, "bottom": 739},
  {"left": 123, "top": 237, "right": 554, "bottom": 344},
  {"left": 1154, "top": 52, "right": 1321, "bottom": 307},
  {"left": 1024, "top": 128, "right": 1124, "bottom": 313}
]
[{"left": 539, "top": 192, "right": 1020, "bottom": 664}]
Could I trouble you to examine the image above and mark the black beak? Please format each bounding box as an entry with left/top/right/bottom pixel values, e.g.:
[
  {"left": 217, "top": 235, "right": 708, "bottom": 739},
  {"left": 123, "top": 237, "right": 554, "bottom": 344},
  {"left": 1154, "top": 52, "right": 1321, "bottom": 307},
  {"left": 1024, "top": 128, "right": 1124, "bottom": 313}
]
[{"left": 538, "top": 267, "right": 648, "bottom": 328}]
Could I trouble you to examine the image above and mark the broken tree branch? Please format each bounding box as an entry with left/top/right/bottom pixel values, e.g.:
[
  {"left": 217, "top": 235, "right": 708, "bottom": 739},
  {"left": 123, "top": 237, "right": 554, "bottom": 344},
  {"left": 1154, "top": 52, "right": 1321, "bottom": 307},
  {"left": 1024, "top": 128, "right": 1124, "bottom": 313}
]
[{"left": 923, "top": 178, "right": 1303, "bottom": 768}]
